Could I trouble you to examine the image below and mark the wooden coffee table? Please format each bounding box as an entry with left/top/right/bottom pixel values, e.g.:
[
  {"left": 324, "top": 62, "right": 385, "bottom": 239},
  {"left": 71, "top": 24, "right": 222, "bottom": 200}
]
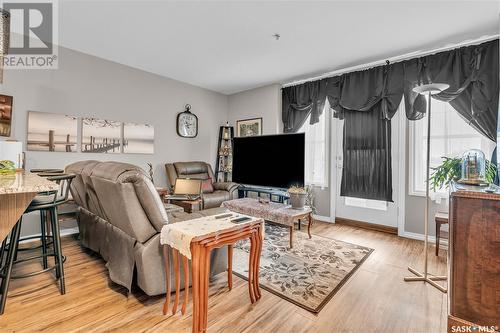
[{"left": 222, "top": 198, "right": 313, "bottom": 248}]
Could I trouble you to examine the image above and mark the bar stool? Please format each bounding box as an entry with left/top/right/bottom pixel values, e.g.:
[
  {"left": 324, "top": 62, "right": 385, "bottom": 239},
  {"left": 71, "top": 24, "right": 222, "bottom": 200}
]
[
  {"left": 435, "top": 212, "right": 449, "bottom": 256},
  {"left": 0, "top": 173, "right": 75, "bottom": 314}
]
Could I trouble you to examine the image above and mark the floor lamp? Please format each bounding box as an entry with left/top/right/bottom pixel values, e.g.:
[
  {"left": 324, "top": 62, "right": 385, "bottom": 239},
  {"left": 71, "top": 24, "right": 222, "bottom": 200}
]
[{"left": 404, "top": 83, "right": 449, "bottom": 293}]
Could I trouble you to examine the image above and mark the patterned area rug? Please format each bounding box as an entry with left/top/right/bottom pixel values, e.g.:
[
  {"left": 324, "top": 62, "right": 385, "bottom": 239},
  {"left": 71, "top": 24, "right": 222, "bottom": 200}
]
[{"left": 232, "top": 223, "right": 373, "bottom": 313}]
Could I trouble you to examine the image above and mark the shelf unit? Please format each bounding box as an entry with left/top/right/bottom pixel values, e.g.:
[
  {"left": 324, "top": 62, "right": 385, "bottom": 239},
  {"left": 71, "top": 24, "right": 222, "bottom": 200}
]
[{"left": 215, "top": 125, "right": 234, "bottom": 182}]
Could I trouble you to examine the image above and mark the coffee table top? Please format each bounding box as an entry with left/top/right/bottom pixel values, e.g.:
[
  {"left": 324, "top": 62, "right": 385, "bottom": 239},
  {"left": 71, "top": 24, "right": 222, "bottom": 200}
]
[{"left": 222, "top": 198, "right": 311, "bottom": 227}]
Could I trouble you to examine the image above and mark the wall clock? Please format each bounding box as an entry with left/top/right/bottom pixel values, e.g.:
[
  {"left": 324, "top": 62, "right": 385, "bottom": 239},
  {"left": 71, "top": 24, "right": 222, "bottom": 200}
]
[{"left": 176, "top": 104, "right": 198, "bottom": 138}]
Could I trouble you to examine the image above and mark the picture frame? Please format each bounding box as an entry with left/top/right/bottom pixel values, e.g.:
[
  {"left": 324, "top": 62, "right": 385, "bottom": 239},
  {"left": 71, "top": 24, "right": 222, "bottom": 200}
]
[
  {"left": 0, "top": 95, "right": 13, "bottom": 137},
  {"left": 236, "top": 117, "right": 262, "bottom": 137},
  {"left": 27, "top": 111, "right": 78, "bottom": 152}
]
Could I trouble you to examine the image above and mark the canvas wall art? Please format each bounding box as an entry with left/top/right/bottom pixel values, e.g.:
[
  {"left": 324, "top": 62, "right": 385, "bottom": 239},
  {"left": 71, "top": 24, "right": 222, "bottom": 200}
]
[
  {"left": 82, "top": 118, "right": 122, "bottom": 153},
  {"left": 236, "top": 117, "right": 262, "bottom": 137},
  {"left": 123, "top": 122, "right": 155, "bottom": 154},
  {"left": 0, "top": 95, "right": 13, "bottom": 137},
  {"left": 27, "top": 111, "right": 78, "bottom": 152}
]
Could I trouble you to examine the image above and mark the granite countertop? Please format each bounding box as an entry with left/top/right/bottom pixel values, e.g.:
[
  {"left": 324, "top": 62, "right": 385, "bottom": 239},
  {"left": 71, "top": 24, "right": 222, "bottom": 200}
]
[{"left": 0, "top": 172, "right": 59, "bottom": 194}]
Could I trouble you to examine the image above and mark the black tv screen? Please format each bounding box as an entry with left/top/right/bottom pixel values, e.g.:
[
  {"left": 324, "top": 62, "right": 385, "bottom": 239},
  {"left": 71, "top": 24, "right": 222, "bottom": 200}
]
[{"left": 232, "top": 133, "right": 305, "bottom": 189}]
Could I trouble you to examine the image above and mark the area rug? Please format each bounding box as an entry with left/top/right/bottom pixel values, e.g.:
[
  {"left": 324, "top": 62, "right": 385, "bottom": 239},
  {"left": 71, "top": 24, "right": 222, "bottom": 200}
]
[{"left": 232, "top": 223, "right": 373, "bottom": 313}]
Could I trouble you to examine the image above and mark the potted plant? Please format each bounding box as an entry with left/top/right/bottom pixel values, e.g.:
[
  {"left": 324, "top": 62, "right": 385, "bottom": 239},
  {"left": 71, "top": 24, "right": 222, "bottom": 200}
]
[
  {"left": 430, "top": 156, "right": 497, "bottom": 191},
  {"left": 288, "top": 185, "right": 308, "bottom": 209},
  {"left": 0, "top": 160, "right": 16, "bottom": 174}
]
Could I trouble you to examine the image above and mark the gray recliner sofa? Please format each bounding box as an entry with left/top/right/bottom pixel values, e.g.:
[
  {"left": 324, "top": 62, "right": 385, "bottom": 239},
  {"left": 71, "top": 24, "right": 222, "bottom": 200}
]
[{"left": 66, "top": 160, "right": 227, "bottom": 296}]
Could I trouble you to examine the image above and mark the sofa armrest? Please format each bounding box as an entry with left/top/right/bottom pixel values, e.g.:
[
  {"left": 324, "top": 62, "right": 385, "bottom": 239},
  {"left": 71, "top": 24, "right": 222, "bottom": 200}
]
[{"left": 213, "top": 182, "right": 239, "bottom": 193}]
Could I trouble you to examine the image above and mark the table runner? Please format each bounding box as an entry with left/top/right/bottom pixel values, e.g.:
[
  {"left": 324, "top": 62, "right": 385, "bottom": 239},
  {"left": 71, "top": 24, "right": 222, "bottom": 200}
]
[{"left": 160, "top": 211, "right": 262, "bottom": 259}]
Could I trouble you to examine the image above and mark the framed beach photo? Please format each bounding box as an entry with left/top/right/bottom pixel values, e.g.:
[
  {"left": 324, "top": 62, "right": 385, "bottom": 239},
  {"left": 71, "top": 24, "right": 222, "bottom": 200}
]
[
  {"left": 27, "top": 111, "right": 78, "bottom": 152},
  {"left": 236, "top": 117, "right": 262, "bottom": 137}
]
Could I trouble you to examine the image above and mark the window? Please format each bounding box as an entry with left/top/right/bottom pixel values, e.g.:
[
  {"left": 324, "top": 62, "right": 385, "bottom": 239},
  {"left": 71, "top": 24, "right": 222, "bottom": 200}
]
[
  {"left": 409, "top": 98, "right": 496, "bottom": 196},
  {"left": 344, "top": 197, "right": 388, "bottom": 211},
  {"left": 297, "top": 107, "right": 329, "bottom": 187}
]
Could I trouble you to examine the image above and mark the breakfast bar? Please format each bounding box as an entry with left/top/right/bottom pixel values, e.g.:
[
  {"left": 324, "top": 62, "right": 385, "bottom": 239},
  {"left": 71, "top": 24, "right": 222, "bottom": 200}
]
[{"left": 0, "top": 172, "right": 59, "bottom": 313}]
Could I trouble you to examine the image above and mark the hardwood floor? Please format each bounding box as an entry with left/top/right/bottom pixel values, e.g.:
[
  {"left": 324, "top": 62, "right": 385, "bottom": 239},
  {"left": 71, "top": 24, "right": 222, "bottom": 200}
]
[{"left": 0, "top": 221, "right": 448, "bottom": 333}]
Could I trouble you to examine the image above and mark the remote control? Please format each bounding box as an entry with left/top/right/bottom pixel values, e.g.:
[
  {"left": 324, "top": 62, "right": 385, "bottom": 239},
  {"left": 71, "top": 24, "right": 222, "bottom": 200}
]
[
  {"left": 231, "top": 216, "right": 251, "bottom": 224},
  {"left": 215, "top": 213, "right": 233, "bottom": 219}
]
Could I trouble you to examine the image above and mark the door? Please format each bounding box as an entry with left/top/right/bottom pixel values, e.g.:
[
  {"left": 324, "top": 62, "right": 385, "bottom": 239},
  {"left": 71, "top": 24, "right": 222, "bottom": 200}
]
[{"left": 330, "top": 110, "right": 403, "bottom": 228}]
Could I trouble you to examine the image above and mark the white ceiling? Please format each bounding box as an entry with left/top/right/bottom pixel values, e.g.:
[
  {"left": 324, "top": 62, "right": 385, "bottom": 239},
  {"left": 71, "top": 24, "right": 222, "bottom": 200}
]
[{"left": 58, "top": 1, "right": 500, "bottom": 94}]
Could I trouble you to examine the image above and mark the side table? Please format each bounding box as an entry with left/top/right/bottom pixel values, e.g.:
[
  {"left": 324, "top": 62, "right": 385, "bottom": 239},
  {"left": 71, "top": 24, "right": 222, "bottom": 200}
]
[
  {"left": 169, "top": 198, "right": 203, "bottom": 213},
  {"left": 160, "top": 213, "right": 263, "bottom": 333}
]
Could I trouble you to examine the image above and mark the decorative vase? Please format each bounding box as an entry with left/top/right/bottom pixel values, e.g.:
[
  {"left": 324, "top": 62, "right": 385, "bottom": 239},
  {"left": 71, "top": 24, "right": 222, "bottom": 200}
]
[{"left": 289, "top": 192, "right": 307, "bottom": 209}]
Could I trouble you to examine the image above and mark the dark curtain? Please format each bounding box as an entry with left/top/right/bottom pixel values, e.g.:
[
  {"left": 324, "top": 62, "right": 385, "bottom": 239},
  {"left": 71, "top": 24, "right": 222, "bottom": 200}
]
[
  {"left": 282, "top": 80, "right": 326, "bottom": 133},
  {"left": 404, "top": 39, "right": 498, "bottom": 141},
  {"left": 341, "top": 106, "right": 392, "bottom": 202},
  {"left": 281, "top": 39, "right": 499, "bottom": 202},
  {"left": 332, "top": 64, "right": 402, "bottom": 201}
]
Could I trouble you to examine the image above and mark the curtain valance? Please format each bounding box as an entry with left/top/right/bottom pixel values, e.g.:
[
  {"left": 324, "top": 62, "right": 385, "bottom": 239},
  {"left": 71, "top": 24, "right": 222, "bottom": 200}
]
[
  {"left": 404, "top": 39, "right": 498, "bottom": 141},
  {"left": 283, "top": 39, "right": 498, "bottom": 141},
  {"left": 282, "top": 80, "right": 326, "bottom": 133}
]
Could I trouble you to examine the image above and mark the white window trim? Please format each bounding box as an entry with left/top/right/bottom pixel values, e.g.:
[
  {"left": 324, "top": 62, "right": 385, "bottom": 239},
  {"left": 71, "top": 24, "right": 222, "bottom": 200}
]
[
  {"left": 408, "top": 101, "right": 495, "bottom": 198},
  {"left": 408, "top": 120, "right": 425, "bottom": 197},
  {"left": 301, "top": 108, "right": 330, "bottom": 188}
]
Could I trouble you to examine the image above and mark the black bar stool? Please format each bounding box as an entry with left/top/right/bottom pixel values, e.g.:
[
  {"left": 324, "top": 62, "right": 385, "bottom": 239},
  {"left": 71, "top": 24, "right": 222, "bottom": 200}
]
[{"left": 0, "top": 173, "right": 75, "bottom": 314}]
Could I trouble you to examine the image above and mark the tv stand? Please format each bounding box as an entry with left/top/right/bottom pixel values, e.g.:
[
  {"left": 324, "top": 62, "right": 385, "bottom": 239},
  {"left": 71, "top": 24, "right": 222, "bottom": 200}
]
[{"left": 237, "top": 185, "right": 289, "bottom": 203}]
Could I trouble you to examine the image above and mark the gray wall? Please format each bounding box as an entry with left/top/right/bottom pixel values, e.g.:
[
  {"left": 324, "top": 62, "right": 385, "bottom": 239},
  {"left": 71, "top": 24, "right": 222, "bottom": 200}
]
[
  {"left": 1, "top": 46, "right": 228, "bottom": 236},
  {"left": 227, "top": 84, "right": 331, "bottom": 218},
  {"left": 227, "top": 84, "right": 282, "bottom": 134}
]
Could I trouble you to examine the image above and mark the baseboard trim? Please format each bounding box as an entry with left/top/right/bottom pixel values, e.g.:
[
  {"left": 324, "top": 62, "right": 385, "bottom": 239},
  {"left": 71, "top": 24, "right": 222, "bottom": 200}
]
[
  {"left": 400, "top": 231, "right": 448, "bottom": 249},
  {"left": 312, "top": 214, "right": 332, "bottom": 223},
  {"left": 335, "top": 217, "right": 398, "bottom": 235},
  {"left": 18, "top": 227, "right": 79, "bottom": 244}
]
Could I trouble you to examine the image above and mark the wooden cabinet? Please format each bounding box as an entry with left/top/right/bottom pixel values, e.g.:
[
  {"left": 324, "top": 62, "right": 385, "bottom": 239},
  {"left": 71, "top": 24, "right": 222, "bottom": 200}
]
[{"left": 448, "top": 184, "right": 500, "bottom": 332}]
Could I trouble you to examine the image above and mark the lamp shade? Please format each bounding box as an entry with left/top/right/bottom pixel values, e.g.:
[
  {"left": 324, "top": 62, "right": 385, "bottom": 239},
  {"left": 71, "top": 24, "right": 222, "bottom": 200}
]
[
  {"left": 0, "top": 141, "right": 22, "bottom": 168},
  {"left": 412, "top": 83, "right": 449, "bottom": 95}
]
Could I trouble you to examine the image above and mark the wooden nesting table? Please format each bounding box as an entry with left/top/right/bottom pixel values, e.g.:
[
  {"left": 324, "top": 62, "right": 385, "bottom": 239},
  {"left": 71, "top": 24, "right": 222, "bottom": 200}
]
[{"left": 160, "top": 212, "right": 264, "bottom": 333}]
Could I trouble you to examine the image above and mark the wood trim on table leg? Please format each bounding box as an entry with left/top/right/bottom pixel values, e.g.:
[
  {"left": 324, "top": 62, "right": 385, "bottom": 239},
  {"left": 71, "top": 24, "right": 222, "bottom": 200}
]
[
  {"left": 191, "top": 243, "right": 200, "bottom": 333},
  {"left": 172, "top": 249, "right": 180, "bottom": 315},
  {"left": 289, "top": 225, "right": 293, "bottom": 249},
  {"left": 227, "top": 244, "right": 233, "bottom": 290},
  {"left": 162, "top": 245, "right": 170, "bottom": 315},
  {"left": 307, "top": 213, "right": 313, "bottom": 239},
  {"left": 182, "top": 255, "right": 189, "bottom": 315},
  {"left": 254, "top": 224, "right": 262, "bottom": 300},
  {"left": 248, "top": 231, "right": 256, "bottom": 304},
  {"left": 204, "top": 246, "right": 211, "bottom": 332}
]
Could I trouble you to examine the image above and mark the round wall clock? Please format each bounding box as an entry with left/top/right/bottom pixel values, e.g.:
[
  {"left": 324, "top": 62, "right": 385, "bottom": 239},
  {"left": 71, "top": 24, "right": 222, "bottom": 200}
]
[{"left": 176, "top": 104, "right": 198, "bottom": 138}]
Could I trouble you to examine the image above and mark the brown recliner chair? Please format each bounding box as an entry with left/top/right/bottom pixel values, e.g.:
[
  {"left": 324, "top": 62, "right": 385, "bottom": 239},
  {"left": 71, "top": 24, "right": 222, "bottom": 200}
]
[{"left": 165, "top": 162, "right": 239, "bottom": 209}]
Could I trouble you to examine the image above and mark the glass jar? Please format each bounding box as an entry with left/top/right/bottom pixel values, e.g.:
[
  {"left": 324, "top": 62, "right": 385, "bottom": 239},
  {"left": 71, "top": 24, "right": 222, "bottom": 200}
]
[{"left": 459, "top": 149, "right": 487, "bottom": 185}]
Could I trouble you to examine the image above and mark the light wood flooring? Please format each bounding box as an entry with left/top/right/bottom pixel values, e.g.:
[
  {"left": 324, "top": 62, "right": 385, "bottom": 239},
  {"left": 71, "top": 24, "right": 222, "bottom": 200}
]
[{"left": 0, "top": 221, "right": 448, "bottom": 333}]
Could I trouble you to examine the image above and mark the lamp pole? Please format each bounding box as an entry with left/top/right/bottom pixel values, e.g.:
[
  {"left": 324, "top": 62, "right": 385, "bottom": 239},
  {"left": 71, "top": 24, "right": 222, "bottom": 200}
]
[{"left": 404, "top": 83, "right": 449, "bottom": 293}]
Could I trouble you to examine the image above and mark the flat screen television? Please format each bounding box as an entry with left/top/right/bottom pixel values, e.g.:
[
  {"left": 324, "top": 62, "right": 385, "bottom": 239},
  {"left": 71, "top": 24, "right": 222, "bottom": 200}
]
[{"left": 232, "top": 133, "right": 305, "bottom": 189}]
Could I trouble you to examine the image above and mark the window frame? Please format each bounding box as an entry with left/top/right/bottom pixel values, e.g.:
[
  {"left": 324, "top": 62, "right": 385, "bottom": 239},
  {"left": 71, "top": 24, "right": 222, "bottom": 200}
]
[
  {"left": 408, "top": 99, "right": 496, "bottom": 198},
  {"left": 298, "top": 107, "right": 330, "bottom": 188}
]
